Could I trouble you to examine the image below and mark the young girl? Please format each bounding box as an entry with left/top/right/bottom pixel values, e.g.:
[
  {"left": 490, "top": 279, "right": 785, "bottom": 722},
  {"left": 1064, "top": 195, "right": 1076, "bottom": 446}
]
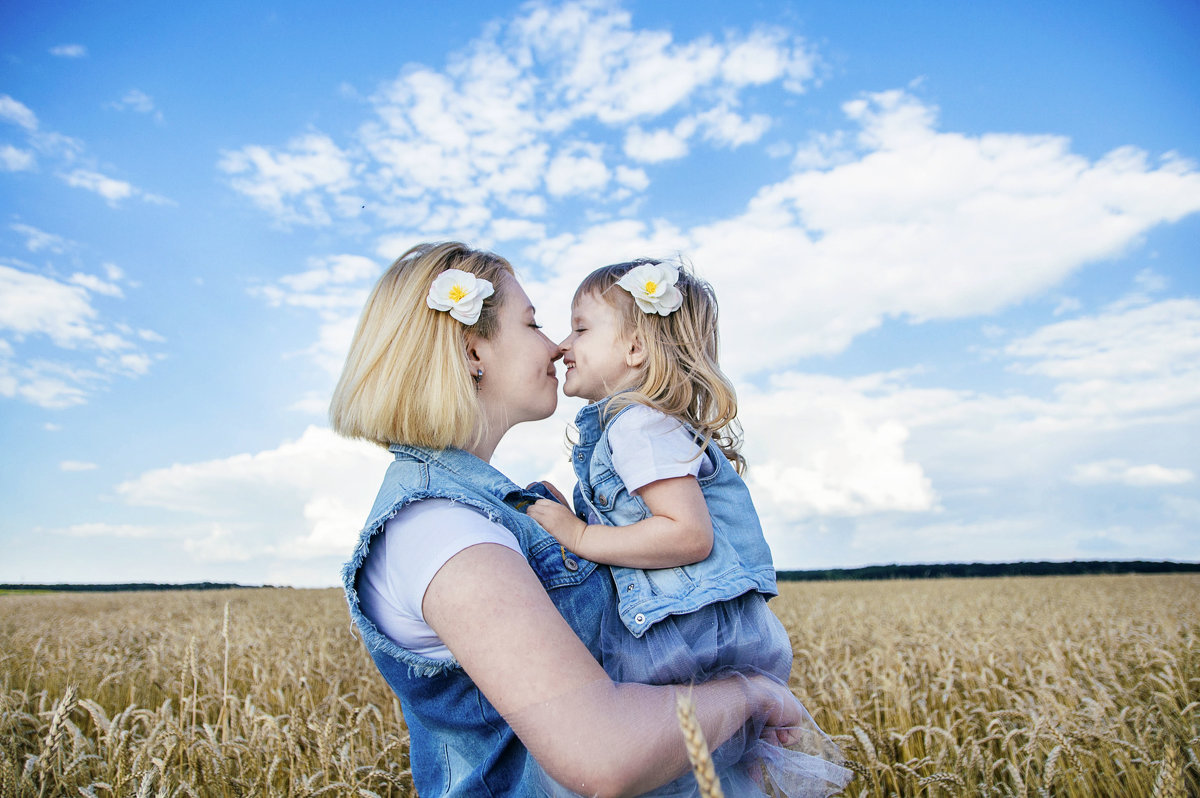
[{"left": 528, "top": 259, "right": 851, "bottom": 797}]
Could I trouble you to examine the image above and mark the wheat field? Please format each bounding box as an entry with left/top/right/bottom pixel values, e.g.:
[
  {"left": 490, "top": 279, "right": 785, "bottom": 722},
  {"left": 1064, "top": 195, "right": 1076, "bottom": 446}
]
[{"left": 1, "top": 574, "right": 1196, "bottom": 797}]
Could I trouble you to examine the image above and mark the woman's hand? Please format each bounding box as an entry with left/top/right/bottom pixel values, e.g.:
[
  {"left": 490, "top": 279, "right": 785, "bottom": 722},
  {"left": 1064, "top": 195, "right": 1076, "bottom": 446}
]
[
  {"left": 747, "top": 674, "right": 806, "bottom": 746},
  {"left": 528, "top": 498, "right": 588, "bottom": 552}
]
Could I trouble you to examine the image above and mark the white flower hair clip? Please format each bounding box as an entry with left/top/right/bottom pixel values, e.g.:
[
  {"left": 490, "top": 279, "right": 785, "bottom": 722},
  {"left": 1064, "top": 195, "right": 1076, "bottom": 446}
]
[
  {"left": 427, "top": 268, "right": 495, "bottom": 325},
  {"left": 616, "top": 262, "right": 684, "bottom": 316}
]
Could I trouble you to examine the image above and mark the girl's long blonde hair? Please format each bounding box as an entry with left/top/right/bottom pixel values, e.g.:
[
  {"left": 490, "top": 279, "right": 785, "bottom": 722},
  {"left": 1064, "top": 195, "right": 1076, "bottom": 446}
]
[
  {"left": 329, "top": 242, "right": 513, "bottom": 449},
  {"left": 576, "top": 258, "right": 746, "bottom": 473}
]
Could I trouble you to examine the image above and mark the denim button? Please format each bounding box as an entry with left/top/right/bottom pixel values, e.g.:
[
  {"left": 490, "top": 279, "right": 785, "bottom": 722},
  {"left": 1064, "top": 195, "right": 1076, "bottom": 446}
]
[
  {"left": 564, "top": 558, "right": 579, "bottom": 572},
  {"left": 596, "top": 493, "right": 606, "bottom": 506},
  {"left": 576, "top": 452, "right": 585, "bottom": 461},
  {"left": 626, "top": 584, "right": 635, "bottom": 592},
  {"left": 634, "top": 613, "right": 645, "bottom": 624}
]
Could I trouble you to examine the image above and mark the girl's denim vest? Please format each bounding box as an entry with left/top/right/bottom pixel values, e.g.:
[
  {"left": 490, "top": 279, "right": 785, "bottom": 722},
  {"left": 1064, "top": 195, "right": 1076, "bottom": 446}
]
[
  {"left": 571, "top": 398, "right": 778, "bottom": 638},
  {"left": 342, "top": 444, "right": 612, "bottom": 797}
]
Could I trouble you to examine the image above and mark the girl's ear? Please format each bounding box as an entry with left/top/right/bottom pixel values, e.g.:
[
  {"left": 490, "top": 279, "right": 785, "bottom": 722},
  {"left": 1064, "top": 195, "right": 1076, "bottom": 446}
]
[{"left": 625, "top": 332, "right": 647, "bottom": 368}]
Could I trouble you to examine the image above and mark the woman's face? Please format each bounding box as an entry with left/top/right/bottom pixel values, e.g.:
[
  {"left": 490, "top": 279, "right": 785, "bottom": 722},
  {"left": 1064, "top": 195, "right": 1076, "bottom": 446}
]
[{"left": 472, "top": 277, "right": 561, "bottom": 432}]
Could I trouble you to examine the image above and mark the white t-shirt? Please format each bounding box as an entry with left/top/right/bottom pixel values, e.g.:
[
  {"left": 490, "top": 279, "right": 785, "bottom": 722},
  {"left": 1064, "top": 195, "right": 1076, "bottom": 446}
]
[
  {"left": 356, "top": 498, "right": 522, "bottom": 660},
  {"left": 608, "top": 404, "right": 715, "bottom": 492}
]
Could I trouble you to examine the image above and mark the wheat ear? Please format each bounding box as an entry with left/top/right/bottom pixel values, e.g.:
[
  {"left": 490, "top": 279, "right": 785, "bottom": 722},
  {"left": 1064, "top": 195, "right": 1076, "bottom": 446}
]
[{"left": 675, "top": 690, "right": 724, "bottom": 798}]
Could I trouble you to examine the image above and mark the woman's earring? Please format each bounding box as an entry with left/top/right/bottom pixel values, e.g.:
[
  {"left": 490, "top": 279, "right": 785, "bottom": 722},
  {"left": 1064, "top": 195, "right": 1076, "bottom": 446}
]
[{"left": 473, "top": 368, "right": 483, "bottom": 389}]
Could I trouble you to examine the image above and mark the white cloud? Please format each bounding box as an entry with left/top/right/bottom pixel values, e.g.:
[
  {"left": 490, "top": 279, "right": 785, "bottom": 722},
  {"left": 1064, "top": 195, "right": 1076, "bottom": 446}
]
[
  {"left": 108, "top": 90, "right": 164, "bottom": 124},
  {"left": 512, "top": 81, "right": 1200, "bottom": 376},
  {"left": 98, "top": 351, "right": 155, "bottom": 375},
  {"left": 49, "top": 44, "right": 87, "bottom": 58},
  {"left": 491, "top": 218, "right": 547, "bottom": 242},
  {"left": 60, "top": 460, "right": 98, "bottom": 472},
  {"left": 0, "top": 95, "right": 38, "bottom": 130},
  {"left": 1071, "top": 459, "right": 1194, "bottom": 487},
  {"left": 248, "top": 254, "right": 381, "bottom": 378},
  {"left": 1134, "top": 268, "right": 1168, "bottom": 295},
  {"left": 11, "top": 224, "right": 69, "bottom": 253},
  {"left": 0, "top": 358, "right": 93, "bottom": 408},
  {"left": 0, "top": 263, "right": 159, "bottom": 406},
  {"left": 721, "top": 29, "right": 817, "bottom": 91},
  {"left": 545, "top": 143, "right": 611, "bottom": 196},
  {"left": 1052, "top": 297, "right": 1081, "bottom": 316},
  {"left": 54, "top": 523, "right": 158, "bottom": 538},
  {"left": 288, "top": 395, "right": 332, "bottom": 415},
  {"left": 623, "top": 125, "right": 689, "bottom": 162},
  {"left": 674, "top": 90, "right": 1200, "bottom": 373},
  {"left": 224, "top": 2, "right": 819, "bottom": 234},
  {"left": 692, "top": 106, "right": 772, "bottom": 148},
  {"left": 116, "top": 426, "right": 391, "bottom": 560},
  {"left": 60, "top": 169, "right": 134, "bottom": 204},
  {"left": 184, "top": 526, "right": 257, "bottom": 563},
  {"left": 276, "top": 254, "right": 379, "bottom": 294},
  {"left": 614, "top": 165, "right": 649, "bottom": 191},
  {"left": 1007, "top": 297, "right": 1200, "bottom": 382},
  {"left": 1, "top": 145, "right": 34, "bottom": 171},
  {"left": 1003, "top": 297, "right": 1200, "bottom": 427},
  {"left": 111, "top": 89, "right": 155, "bottom": 114},
  {"left": 219, "top": 133, "right": 357, "bottom": 226},
  {"left": 0, "top": 264, "right": 98, "bottom": 346},
  {"left": 740, "top": 373, "right": 937, "bottom": 523},
  {"left": 70, "top": 272, "right": 124, "bottom": 297}
]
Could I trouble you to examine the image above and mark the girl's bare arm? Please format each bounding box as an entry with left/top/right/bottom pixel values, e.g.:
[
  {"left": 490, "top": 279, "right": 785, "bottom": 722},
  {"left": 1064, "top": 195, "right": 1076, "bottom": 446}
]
[{"left": 527, "top": 475, "right": 714, "bottom": 568}]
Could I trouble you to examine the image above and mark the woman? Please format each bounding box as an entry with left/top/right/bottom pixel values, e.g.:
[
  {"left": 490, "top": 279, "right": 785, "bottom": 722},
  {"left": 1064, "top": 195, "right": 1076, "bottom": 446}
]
[{"left": 331, "top": 242, "right": 809, "bottom": 797}]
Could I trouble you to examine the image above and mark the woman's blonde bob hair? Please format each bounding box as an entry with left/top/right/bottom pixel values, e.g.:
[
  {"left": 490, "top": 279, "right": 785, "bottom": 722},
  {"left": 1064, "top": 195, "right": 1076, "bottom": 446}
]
[
  {"left": 329, "top": 242, "right": 513, "bottom": 449},
  {"left": 577, "top": 258, "right": 746, "bottom": 472}
]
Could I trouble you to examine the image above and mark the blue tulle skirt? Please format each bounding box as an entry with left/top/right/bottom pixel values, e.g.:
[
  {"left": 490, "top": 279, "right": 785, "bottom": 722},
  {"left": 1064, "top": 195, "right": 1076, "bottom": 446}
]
[
  {"left": 599, "top": 589, "right": 794, "bottom": 686},
  {"left": 535, "top": 591, "right": 852, "bottom": 797}
]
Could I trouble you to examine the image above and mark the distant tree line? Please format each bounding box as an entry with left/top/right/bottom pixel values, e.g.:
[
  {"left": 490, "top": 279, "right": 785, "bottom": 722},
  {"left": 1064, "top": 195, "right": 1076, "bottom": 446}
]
[
  {"left": 0, "top": 582, "right": 274, "bottom": 593},
  {"left": 4, "top": 562, "right": 1198, "bottom": 591},
  {"left": 777, "top": 560, "right": 1200, "bottom": 581}
]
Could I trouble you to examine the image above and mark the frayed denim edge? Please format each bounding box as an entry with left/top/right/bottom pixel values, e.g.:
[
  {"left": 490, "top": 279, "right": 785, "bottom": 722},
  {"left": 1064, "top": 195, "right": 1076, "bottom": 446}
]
[{"left": 341, "top": 490, "right": 510, "bottom": 679}]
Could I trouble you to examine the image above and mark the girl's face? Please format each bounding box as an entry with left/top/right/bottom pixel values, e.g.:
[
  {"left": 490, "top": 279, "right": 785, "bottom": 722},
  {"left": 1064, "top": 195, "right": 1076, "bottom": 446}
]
[
  {"left": 559, "top": 290, "right": 642, "bottom": 403},
  {"left": 472, "top": 278, "right": 561, "bottom": 431}
]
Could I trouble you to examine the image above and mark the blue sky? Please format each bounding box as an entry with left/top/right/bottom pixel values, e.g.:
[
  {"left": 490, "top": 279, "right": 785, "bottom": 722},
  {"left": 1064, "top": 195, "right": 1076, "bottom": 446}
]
[{"left": 2, "top": 0, "right": 1198, "bottom": 587}]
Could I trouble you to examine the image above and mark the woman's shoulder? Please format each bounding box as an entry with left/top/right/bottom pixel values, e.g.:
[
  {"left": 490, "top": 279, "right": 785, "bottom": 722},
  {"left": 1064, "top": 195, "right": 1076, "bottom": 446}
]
[{"left": 388, "top": 497, "right": 512, "bottom": 540}]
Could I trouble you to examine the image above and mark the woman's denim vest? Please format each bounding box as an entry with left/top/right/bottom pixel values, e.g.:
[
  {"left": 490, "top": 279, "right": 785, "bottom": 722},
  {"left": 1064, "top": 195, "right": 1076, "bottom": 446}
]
[
  {"left": 342, "top": 444, "right": 613, "bottom": 797},
  {"left": 570, "top": 398, "right": 778, "bottom": 638}
]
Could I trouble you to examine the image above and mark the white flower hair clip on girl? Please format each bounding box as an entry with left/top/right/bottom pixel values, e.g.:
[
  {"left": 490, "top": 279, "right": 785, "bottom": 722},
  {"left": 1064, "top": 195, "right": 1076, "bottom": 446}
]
[
  {"left": 427, "top": 269, "right": 495, "bottom": 325},
  {"left": 616, "top": 262, "right": 684, "bottom": 316}
]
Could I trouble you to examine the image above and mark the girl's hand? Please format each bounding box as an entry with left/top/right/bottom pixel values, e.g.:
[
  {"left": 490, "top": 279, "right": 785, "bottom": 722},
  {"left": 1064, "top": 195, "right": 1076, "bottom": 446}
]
[
  {"left": 527, "top": 479, "right": 569, "bottom": 505},
  {"left": 528, "top": 499, "right": 588, "bottom": 551}
]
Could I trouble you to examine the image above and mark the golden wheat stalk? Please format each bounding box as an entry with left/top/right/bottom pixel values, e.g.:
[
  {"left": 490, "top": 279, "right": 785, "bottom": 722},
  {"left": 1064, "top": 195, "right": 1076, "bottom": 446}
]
[{"left": 675, "top": 690, "right": 724, "bottom": 798}]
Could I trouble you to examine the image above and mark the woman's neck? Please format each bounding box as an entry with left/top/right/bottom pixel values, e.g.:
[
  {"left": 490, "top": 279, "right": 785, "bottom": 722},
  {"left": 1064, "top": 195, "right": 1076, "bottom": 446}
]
[{"left": 465, "top": 417, "right": 506, "bottom": 462}]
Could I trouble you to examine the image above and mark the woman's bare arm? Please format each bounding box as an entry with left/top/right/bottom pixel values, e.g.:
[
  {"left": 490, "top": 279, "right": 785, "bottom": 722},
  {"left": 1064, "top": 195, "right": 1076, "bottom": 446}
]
[{"left": 423, "top": 542, "right": 788, "bottom": 797}]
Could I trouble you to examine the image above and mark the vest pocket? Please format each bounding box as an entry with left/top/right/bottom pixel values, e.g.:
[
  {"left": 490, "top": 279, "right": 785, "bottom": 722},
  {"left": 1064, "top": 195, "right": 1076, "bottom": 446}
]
[
  {"left": 524, "top": 527, "right": 597, "bottom": 589},
  {"left": 642, "top": 565, "right": 696, "bottom": 597}
]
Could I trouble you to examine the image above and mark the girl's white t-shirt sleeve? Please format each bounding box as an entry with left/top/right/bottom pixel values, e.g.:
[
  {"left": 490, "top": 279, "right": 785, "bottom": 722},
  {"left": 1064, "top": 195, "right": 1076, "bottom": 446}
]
[
  {"left": 355, "top": 498, "right": 522, "bottom": 660},
  {"left": 607, "top": 404, "right": 714, "bottom": 493}
]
